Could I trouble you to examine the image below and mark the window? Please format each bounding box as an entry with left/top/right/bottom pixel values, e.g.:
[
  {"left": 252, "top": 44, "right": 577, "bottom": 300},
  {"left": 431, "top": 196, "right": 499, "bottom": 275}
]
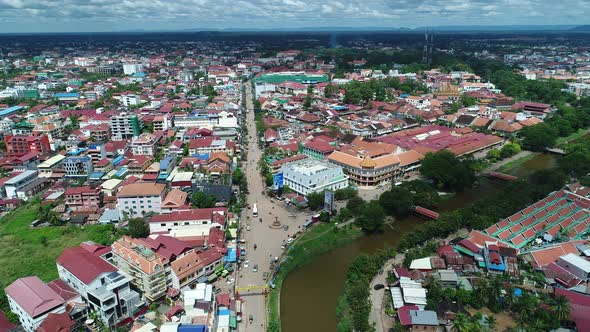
[{"left": 160, "top": 223, "right": 166, "bottom": 227}]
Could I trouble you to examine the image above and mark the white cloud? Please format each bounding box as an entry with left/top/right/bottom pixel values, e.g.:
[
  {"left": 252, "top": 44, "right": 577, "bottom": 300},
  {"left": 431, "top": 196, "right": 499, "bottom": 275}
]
[{"left": 0, "top": 0, "right": 587, "bottom": 32}]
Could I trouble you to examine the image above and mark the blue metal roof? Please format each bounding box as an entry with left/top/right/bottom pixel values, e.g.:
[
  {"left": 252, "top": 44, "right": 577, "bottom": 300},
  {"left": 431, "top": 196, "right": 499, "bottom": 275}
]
[
  {"left": 115, "top": 167, "right": 128, "bottom": 177},
  {"left": 0, "top": 106, "right": 24, "bottom": 117},
  {"left": 54, "top": 92, "right": 80, "bottom": 98},
  {"left": 89, "top": 171, "right": 105, "bottom": 180},
  {"left": 112, "top": 155, "right": 124, "bottom": 166}
]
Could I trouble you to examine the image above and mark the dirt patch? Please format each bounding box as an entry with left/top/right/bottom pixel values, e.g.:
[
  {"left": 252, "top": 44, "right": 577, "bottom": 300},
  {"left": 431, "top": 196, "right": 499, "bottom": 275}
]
[{"left": 467, "top": 307, "right": 514, "bottom": 332}]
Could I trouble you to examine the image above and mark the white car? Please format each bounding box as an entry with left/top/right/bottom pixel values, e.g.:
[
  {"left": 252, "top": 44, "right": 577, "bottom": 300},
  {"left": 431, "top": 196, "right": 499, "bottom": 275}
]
[
  {"left": 287, "top": 237, "right": 294, "bottom": 244},
  {"left": 226, "top": 278, "right": 235, "bottom": 285},
  {"left": 244, "top": 260, "right": 250, "bottom": 268}
]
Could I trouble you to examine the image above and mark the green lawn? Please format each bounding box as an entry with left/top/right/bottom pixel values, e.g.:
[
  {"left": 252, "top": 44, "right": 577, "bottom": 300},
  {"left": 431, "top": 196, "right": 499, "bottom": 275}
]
[
  {"left": 0, "top": 202, "right": 121, "bottom": 291},
  {"left": 497, "top": 153, "right": 538, "bottom": 174},
  {"left": 556, "top": 128, "right": 589, "bottom": 146},
  {"left": 267, "top": 223, "right": 361, "bottom": 331}
]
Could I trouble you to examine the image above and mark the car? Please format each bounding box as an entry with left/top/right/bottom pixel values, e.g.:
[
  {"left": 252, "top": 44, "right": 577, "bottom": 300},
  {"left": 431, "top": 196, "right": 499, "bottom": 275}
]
[
  {"left": 287, "top": 237, "right": 294, "bottom": 244},
  {"left": 226, "top": 278, "right": 235, "bottom": 285},
  {"left": 253, "top": 264, "right": 258, "bottom": 272},
  {"left": 244, "top": 260, "right": 250, "bottom": 268},
  {"left": 373, "top": 284, "right": 385, "bottom": 290}
]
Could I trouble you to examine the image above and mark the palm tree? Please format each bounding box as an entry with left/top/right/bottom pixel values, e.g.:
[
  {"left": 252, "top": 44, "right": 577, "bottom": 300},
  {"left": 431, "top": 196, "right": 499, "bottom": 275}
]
[
  {"left": 452, "top": 313, "right": 470, "bottom": 332},
  {"left": 550, "top": 295, "right": 570, "bottom": 322},
  {"left": 485, "top": 315, "right": 497, "bottom": 331}
]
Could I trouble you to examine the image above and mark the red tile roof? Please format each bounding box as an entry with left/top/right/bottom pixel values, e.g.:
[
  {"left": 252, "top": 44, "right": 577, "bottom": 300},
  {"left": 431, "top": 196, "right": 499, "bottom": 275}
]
[
  {"left": 37, "top": 312, "right": 75, "bottom": 332},
  {"left": 57, "top": 246, "right": 117, "bottom": 285},
  {"left": 5, "top": 276, "right": 64, "bottom": 318}
]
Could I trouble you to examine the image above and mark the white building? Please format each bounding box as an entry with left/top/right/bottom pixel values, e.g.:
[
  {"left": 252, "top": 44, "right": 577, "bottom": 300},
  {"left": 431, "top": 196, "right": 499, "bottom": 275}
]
[
  {"left": 4, "top": 170, "right": 38, "bottom": 199},
  {"left": 63, "top": 156, "right": 94, "bottom": 178},
  {"left": 148, "top": 208, "right": 227, "bottom": 236},
  {"left": 279, "top": 159, "right": 348, "bottom": 197},
  {"left": 56, "top": 243, "right": 141, "bottom": 327},
  {"left": 130, "top": 133, "right": 157, "bottom": 156},
  {"left": 117, "top": 182, "right": 166, "bottom": 218},
  {"left": 120, "top": 94, "right": 141, "bottom": 107},
  {"left": 110, "top": 112, "right": 142, "bottom": 140},
  {"left": 5, "top": 276, "right": 66, "bottom": 332},
  {"left": 123, "top": 63, "right": 144, "bottom": 75}
]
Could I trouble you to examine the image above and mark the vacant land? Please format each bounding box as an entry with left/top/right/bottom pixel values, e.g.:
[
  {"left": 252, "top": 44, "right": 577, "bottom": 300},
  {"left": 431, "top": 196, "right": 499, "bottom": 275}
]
[{"left": 0, "top": 201, "right": 121, "bottom": 291}]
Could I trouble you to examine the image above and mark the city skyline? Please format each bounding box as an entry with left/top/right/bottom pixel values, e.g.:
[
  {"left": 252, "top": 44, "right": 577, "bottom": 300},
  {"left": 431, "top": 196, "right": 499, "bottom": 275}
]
[{"left": 0, "top": 0, "right": 589, "bottom": 33}]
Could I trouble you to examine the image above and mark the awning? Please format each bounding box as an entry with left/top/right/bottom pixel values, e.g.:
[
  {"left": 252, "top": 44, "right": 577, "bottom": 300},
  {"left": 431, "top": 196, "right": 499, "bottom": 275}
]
[{"left": 208, "top": 274, "right": 218, "bottom": 282}]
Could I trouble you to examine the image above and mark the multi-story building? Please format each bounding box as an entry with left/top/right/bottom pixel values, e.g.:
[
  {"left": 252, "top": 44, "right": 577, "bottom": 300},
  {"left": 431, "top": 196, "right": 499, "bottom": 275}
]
[
  {"left": 109, "top": 113, "right": 142, "bottom": 140},
  {"left": 111, "top": 236, "right": 169, "bottom": 302},
  {"left": 5, "top": 276, "right": 66, "bottom": 332},
  {"left": 328, "top": 151, "right": 401, "bottom": 188},
  {"left": 4, "top": 134, "right": 51, "bottom": 157},
  {"left": 4, "top": 170, "right": 39, "bottom": 199},
  {"left": 64, "top": 186, "right": 102, "bottom": 211},
  {"left": 149, "top": 208, "right": 227, "bottom": 236},
  {"left": 188, "top": 137, "right": 235, "bottom": 157},
  {"left": 123, "top": 63, "right": 144, "bottom": 75},
  {"left": 63, "top": 156, "right": 94, "bottom": 178},
  {"left": 37, "top": 154, "right": 65, "bottom": 177},
  {"left": 117, "top": 182, "right": 166, "bottom": 218},
  {"left": 130, "top": 133, "right": 157, "bottom": 156},
  {"left": 56, "top": 244, "right": 141, "bottom": 327},
  {"left": 120, "top": 94, "right": 141, "bottom": 107},
  {"left": 279, "top": 159, "right": 349, "bottom": 197}
]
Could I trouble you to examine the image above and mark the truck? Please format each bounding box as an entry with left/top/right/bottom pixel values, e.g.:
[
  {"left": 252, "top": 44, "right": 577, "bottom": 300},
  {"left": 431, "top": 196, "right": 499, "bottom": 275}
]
[{"left": 252, "top": 203, "right": 258, "bottom": 217}]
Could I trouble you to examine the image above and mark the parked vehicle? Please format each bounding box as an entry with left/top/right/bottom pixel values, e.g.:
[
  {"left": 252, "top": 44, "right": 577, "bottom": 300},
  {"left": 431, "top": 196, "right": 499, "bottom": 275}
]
[
  {"left": 373, "top": 284, "right": 385, "bottom": 290},
  {"left": 253, "top": 264, "right": 258, "bottom": 272}
]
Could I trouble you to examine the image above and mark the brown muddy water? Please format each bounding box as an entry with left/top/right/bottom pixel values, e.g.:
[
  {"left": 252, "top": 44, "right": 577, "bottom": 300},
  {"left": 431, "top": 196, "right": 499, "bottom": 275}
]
[{"left": 280, "top": 153, "right": 556, "bottom": 332}]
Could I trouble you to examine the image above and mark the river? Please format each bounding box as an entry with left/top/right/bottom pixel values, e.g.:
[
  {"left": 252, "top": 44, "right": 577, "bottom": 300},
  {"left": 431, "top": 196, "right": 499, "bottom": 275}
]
[{"left": 280, "top": 153, "right": 556, "bottom": 332}]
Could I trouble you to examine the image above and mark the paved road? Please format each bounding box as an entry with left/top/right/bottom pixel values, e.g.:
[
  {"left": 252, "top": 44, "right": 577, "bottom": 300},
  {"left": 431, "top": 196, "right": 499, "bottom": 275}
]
[{"left": 237, "top": 81, "right": 309, "bottom": 332}]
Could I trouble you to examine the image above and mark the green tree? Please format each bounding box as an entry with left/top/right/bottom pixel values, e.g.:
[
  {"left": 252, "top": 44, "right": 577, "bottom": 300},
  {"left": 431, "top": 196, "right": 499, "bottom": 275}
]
[
  {"left": 379, "top": 187, "right": 414, "bottom": 217},
  {"left": 306, "top": 192, "right": 324, "bottom": 210},
  {"left": 558, "top": 151, "right": 590, "bottom": 177},
  {"left": 486, "top": 148, "right": 501, "bottom": 161},
  {"left": 128, "top": 218, "right": 149, "bottom": 238},
  {"left": 191, "top": 191, "right": 217, "bottom": 208},
  {"left": 500, "top": 142, "right": 521, "bottom": 158},
  {"left": 549, "top": 295, "right": 570, "bottom": 322},
  {"left": 346, "top": 196, "right": 365, "bottom": 215},
  {"left": 420, "top": 150, "right": 475, "bottom": 191},
  {"left": 356, "top": 201, "right": 385, "bottom": 233},
  {"left": 520, "top": 123, "right": 558, "bottom": 151}
]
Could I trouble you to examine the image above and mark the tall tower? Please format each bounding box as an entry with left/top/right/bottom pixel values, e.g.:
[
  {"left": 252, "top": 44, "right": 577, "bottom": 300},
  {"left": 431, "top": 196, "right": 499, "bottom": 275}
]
[{"left": 422, "top": 29, "right": 434, "bottom": 65}]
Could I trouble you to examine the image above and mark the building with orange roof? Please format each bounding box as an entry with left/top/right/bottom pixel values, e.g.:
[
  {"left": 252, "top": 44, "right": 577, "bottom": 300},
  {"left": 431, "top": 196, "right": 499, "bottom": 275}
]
[
  {"left": 111, "top": 236, "right": 170, "bottom": 301},
  {"left": 117, "top": 182, "right": 166, "bottom": 218},
  {"left": 328, "top": 150, "right": 400, "bottom": 188}
]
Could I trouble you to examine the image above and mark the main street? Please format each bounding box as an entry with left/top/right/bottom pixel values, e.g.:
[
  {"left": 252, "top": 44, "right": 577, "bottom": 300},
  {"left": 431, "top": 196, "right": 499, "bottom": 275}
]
[{"left": 237, "top": 81, "right": 309, "bottom": 331}]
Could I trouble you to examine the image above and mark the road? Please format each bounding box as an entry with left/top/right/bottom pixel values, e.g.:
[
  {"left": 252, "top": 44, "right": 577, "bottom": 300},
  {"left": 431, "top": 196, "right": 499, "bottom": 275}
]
[{"left": 237, "top": 81, "right": 309, "bottom": 331}]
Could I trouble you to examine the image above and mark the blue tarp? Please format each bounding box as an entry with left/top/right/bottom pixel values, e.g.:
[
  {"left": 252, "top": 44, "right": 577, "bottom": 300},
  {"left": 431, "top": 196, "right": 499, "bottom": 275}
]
[
  {"left": 225, "top": 247, "right": 237, "bottom": 263},
  {"left": 218, "top": 309, "right": 231, "bottom": 316},
  {"left": 191, "top": 153, "right": 210, "bottom": 160},
  {"left": 177, "top": 325, "right": 206, "bottom": 332}
]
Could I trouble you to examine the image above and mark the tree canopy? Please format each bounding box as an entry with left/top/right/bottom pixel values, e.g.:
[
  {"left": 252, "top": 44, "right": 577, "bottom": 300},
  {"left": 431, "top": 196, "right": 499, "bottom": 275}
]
[{"left": 420, "top": 150, "right": 475, "bottom": 191}]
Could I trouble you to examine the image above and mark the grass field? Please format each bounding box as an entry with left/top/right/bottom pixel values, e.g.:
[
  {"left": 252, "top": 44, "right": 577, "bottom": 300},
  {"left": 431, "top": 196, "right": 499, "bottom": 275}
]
[
  {"left": 497, "top": 153, "right": 538, "bottom": 174},
  {"left": 0, "top": 201, "right": 122, "bottom": 291},
  {"left": 556, "top": 128, "right": 589, "bottom": 146},
  {"left": 267, "top": 222, "right": 362, "bottom": 331}
]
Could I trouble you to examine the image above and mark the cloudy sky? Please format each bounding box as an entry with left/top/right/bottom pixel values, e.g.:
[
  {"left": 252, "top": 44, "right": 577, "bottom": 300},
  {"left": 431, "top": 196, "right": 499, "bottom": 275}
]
[{"left": 0, "top": 0, "right": 588, "bottom": 33}]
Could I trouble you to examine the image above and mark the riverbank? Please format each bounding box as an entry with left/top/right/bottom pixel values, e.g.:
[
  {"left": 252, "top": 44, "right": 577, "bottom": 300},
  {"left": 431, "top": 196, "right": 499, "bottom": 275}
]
[
  {"left": 268, "top": 222, "right": 362, "bottom": 331},
  {"left": 495, "top": 152, "right": 536, "bottom": 174}
]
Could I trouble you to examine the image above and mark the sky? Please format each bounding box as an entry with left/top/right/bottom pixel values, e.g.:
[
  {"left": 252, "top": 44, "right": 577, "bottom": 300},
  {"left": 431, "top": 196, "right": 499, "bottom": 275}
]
[{"left": 0, "top": 0, "right": 588, "bottom": 33}]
